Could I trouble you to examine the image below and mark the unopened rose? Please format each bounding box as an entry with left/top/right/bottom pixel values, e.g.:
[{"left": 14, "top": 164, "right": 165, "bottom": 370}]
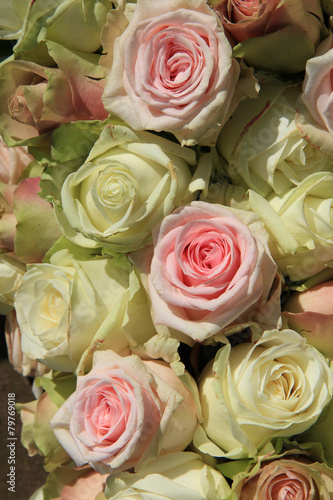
[
  {"left": 102, "top": 0, "right": 241, "bottom": 146},
  {"left": 14, "top": 248, "right": 156, "bottom": 372},
  {"left": 133, "top": 201, "right": 280, "bottom": 343},
  {"left": 0, "top": 43, "right": 107, "bottom": 144},
  {"left": 196, "top": 329, "right": 333, "bottom": 459},
  {"left": 247, "top": 172, "right": 333, "bottom": 281},
  {"left": 217, "top": 84, "right": 333, "bottom": 197},
  {"left": 283, "top": 280, "right": 333, "bottom": 359},
  {"left": 231, "top": 457, "right": 333, "bottom": 499},
  {"left": 51, "top": 351, "right": 198, "bottom": 473},
  {"left": 59, "top": 124, "right": 197, "bottom": 252},
  {"left": 211, "top": 0, "right": 327, "bottom": 74},
  {"left": 105, "top": 452, "right": 231, "bottom": 500},
  {"left": 0, "top": 176, "right": 61, "bottom": 261}
]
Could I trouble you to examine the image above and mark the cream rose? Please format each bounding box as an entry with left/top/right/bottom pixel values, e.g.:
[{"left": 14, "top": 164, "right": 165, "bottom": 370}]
[
  {"left": 196, "top": 329, "right": 333, "bottom": 459},
  {"left": 59, "top": 124, "right": 197, "bottom": 253},
  {"left": 105, "top": 452, "right": 231, "bottom": 500},
  {"left": 133, "top": 201, "right": 280, "bottom": 343},
  {"left": 217, "top": 84, "right": 333, "bottom": 197},
  {"left": 50, "top": 351, "right": 198, "bottom": 474},
  {"left": 247, "top": 172, "right": 333, "bottom": 281},
  {"left": 14, "top": 248, "right": 155, "bottom": 372},
  {"left": 0, "top": 253, "right": 25, "bottom": 314},
  {"left": 102, "top": 0, "right": 240, "bottom": 146}
]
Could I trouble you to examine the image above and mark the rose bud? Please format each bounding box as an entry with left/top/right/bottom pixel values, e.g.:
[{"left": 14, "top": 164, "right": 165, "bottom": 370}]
[{"left": 283, "top": 280, "right": 333, "bottom": 359}]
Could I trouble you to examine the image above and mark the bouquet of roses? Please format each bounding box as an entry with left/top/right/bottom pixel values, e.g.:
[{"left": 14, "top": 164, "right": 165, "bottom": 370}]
[{"left": 2, "top": 0, "right": 333, "bottom": 498}]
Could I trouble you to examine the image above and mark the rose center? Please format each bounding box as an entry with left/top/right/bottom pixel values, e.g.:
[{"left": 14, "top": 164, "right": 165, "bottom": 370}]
[
  {"left": 233, "top": 0, "right": 260, "bottom": 18},
  {"left": 265, "top": 367, "right": 301, "bottom": 401},
  {"left": 271, "top": 477, "right": 305, "bottom": 500},
  {"left": 183, "top": 233, "right": 231, "bottom": 274},
  {"left": 40, "top": 288, "right": 65, "bottom": 324}
]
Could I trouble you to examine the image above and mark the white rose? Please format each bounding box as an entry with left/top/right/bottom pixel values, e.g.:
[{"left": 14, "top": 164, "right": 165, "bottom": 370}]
[
  {"left": 196, "top": 329, "right": 333, "bottom": 459},
  {"left": 105, "top": 452, "right": 230, "bottom": 500}
]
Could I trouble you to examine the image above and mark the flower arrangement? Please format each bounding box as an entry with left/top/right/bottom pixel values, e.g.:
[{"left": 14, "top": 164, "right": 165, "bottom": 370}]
[{"left": 1, "top": 0, "right": 333, "bottom": 498}]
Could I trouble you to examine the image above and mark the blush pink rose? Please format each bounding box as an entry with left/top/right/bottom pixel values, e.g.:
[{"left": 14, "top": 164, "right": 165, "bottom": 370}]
[
  {"left": 102, "top": 0, "right": 240, "bottom": 146},
  {"left": 211, "top": 0, "right": 325, "bottom": 74},
  {"left": 0, "top": 49, "right": 107, "bottom": 143},
  {"left": 50, "top": 351, "right": 198, "bottom": 474},
  {"left": 283, "top": 280, "right": 333, "bottom": 359},
  {"left": 297, "top": 33, "right": 333, "bottom": 155},
  {"left": 56, "top": 470, "right": 108, "bottom": 500},
  {"left": 137, "top": 201, "right": 280, "bottom": 342},
  {"left": 212, "top": 0, "right": 281, "bottom": 43},
  {"left": 234, "top": 458, "right": 333, "bottom": 499}
]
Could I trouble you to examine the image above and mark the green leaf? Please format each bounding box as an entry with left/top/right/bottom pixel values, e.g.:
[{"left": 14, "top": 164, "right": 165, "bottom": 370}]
[
  {"left": 35, "top": 371, "right": 76, "bottom": 408},
  {"left": 233, "top": 26, "right": 316, "bottom": 74}
]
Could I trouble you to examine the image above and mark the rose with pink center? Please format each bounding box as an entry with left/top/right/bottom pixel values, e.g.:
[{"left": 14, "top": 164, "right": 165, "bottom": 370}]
[
  {"left": 133, "top": 201, "right": 280, "bottom": 342},
  {"left": 51, "top": 351, "right": 198, "bottom": 473},
  {"left": 102, "top": 0, "right": 240, "bottom": 146},
  {"left": 210, "top": 0, "right": 325, "bottom": 74},
  {"left": 232, "top": 458, "right": 333, "bottom": 500}
]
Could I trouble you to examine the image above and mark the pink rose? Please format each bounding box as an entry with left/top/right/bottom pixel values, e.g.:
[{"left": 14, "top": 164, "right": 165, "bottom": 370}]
[
  {"left": 297, "top": 33, "right": 333, "bottom": 155},
  {"left": 234, "top": 458, "right": 333, "bottom": 499},
  {"left": 102, "top": 0, "right": 240, "bottom": 146},
  {"left": 212, "top": 0, "right": 281, "bottom": 43},
  {"left": 0, "top": 136, "right": 33, "bottom": 184},
  {"left": 50, "top": 351, "right": 198, "bottom": 474},
  {"left": 211, "top": 0, "right": 326, "bottom": 73},
  {"left": 56, "top": 470, "right": 108, "bottom": 500},
  {"left": 0, "top": 45, "right": 107, "bottom": 143},
  {"left": 283, "top": 280, "right": 333, "bottom": 359},
  {"left": 135, "top": 201, "right": 280, "bottom": 342}
]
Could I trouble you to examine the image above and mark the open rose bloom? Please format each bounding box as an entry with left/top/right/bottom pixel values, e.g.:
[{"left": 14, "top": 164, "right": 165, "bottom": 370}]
[
  {"left": 133, "top": 201, "right": 281, "bottom": 342},
  {"left": 50, "top": 351, "right": 198, "bottom": 474},
  {"left": 231, "top": 457, "right": 333, "bottom": 499},
  {"left": 102, "top": 0, "right": 242, "bottom": 146}
]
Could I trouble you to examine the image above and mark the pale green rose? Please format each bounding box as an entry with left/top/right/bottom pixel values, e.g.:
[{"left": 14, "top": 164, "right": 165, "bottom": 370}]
[
  {"left": 229, "top": 456, "right": 333, "bottom": 500},
  {"left": 217, "top": 84, "right": 333, "bottom": 197},
  {"left": 247, "top": 172, "right": 333, "bottom": 281},
  {"left": 195, "top": 329, "right": 333, "bottom": 460},
  {"left": 105, "top": 452, "right": 230, "bottom": 500},
  {"left": 14, "top": 246, "right": 156, "bottom": 372},
  {"left": 13, "top": 0, "right": 118, "bottom": 65},
  {"left": 58, "top": 124, "right": 199, "bottom": 253},
  {"left": 0, "top": 0, "right": 29, "bottom": 39},
  {"left": 0, "top": 253, "right": 25, "bottom": 314}
]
